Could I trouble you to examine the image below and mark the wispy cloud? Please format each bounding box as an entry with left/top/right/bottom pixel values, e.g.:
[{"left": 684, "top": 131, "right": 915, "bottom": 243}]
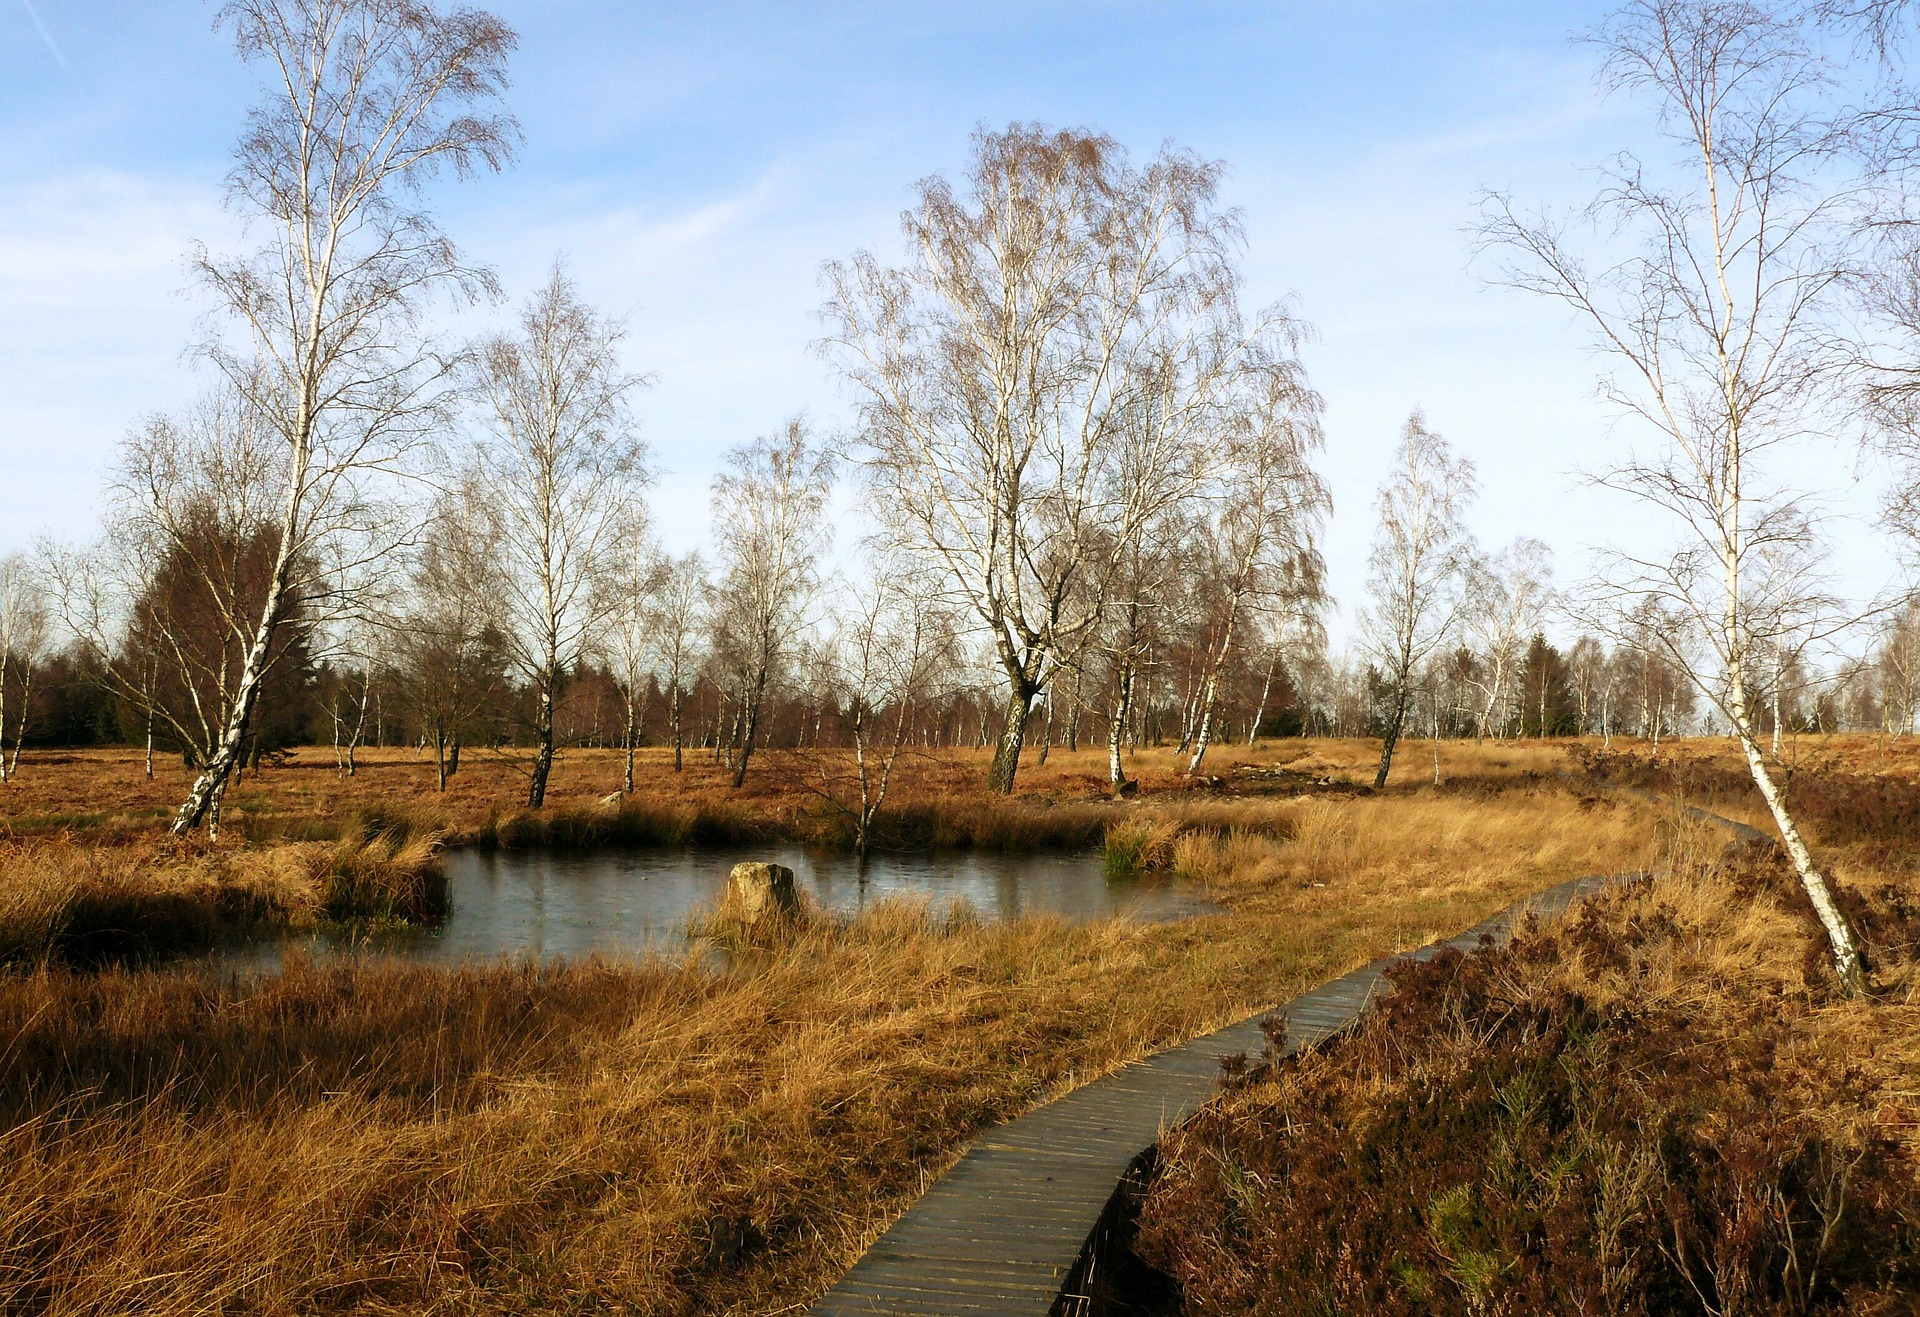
[{"left": 17, "top": 0, "right": 70, "bottom": 72}]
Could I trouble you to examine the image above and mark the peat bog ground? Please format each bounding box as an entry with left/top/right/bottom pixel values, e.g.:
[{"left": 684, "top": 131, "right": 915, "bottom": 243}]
[{"left": 1, "top": 736, "right": 1910, "bottom": 1312}]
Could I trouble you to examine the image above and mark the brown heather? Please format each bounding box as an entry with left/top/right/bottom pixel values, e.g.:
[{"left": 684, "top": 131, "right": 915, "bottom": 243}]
[{"left": 1132, "top": 834, "right": 1920, "bottom": 1315}]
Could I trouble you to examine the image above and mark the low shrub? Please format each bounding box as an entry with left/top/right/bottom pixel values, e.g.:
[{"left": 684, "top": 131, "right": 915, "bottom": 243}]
[{"left": 1133, "top": 862, "right": 1920, "bottom": 1315}]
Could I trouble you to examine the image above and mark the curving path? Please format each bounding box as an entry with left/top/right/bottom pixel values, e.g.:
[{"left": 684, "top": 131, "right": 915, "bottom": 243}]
[{"left": 809, "top": 871, "right": 1632, "bottom": 1316}]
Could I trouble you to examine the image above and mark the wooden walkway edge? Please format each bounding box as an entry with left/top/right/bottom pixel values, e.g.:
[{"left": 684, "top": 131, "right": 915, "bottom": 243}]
[{"left": 808, "top": 872, "right": 1634, "bottom": 1316}]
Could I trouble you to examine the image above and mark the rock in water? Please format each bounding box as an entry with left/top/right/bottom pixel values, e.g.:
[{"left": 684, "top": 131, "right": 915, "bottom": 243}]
[{"left": 726, "top": 862, "right": 798, "bottom": 921}]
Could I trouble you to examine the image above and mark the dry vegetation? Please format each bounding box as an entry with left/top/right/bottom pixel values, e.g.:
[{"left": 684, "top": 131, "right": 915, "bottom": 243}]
[
  {"left": 0, "top": 739, "right": 1679, "bottom": 1313},
  {"left": 1131, "top": 827, "right": 1920, "bottom": 1315}
]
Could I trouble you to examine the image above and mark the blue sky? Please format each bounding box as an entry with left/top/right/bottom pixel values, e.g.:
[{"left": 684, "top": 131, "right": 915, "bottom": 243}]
[{"left": 0, "top": 0, "right": 1899, "bottom": 638}]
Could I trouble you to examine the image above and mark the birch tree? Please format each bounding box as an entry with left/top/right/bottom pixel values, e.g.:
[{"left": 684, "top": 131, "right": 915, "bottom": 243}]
[
  {"left": 825, "top": 124, "right": 1300, "bottom": 793},
  {"left": 813, "top": 558, "right": 957, "bottom": 856},
  {"left": 1361, "top": 414, "right": 1477, "bottom": 788},
  {"left": 649, "top": 552, "right": 706, "bottom": 772},
  {"left": 604, "top": 520, "right": 661, "bottom": 793},
  {"left": 0, "top": 555, "right": 48, "bottom": 784},
  {"left": 54, "top": 384, "right": 315, "bottom": 831},
  {"left": 397, "top": 471, "right": 508, "bottom": 790},
  {"left": 709, "top": 420, "right": 833, "bottom": 789},
  {"left": 1878, "top": 598, "right": 1920, "bottom": 735},
  {"left": 161, "top": 0, "right": 516, "bottom": 833},
  {"left": 1462, "top": 538, "right": 1555, "bottom": 739},
  {"left": 472, "top": 267, "right": 651, "bottom": 808},
  {"left": 1183, "top": 365, "right": 1329, "bottom": 773},
  {"left": 1482, "top": 0, "right": 1869, "bottom": 989}
]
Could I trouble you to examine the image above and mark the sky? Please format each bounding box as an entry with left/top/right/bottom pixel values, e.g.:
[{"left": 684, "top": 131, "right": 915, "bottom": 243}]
[{"left": 0, "top": 0, "right": 1904, "bottom": 643}]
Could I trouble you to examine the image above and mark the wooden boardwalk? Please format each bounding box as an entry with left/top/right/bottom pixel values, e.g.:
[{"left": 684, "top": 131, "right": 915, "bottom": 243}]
[{"left": 809, "top": 872, "right": 1626, "bottom": 1316}]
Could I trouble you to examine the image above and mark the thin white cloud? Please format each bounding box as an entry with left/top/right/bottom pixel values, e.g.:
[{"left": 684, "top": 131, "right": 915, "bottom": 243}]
[{"left": 17, "top": 0, "right": 70, "bottom": 72}]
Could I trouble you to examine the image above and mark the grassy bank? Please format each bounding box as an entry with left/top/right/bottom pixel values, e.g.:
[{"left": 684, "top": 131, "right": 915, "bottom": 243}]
[
  {"left": 0, "top": 775, "right": 1663, "bottom": 1313},
  {"left": 0, "top": 827, "right": 445, "bottom": 966},
  {"left": 1130, "top": 842, "right": 1920, "bottom": 1315}
]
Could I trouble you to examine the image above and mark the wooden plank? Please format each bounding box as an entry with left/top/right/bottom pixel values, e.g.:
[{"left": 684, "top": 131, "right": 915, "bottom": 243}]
[{"left": 809, "top": 871, "right": 1629, "bottom": 1316}]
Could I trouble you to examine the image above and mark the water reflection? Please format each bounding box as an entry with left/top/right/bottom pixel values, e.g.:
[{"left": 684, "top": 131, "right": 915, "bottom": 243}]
[{"left": 227, "top": 845, "right": 1217, "bottom": 969}]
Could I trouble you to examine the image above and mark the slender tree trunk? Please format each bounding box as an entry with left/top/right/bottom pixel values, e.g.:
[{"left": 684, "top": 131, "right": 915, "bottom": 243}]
[
  {"left": 670, "top": 685, "right": 684, "bottom": 772},
  {"left": 1107, "top": 665, "right": 1135, "bottom": 794},
  {"left": 623, "top": 692, "right": 637, "bottom": 794},
  {"left": 2, "top": 662, "right": 29, "bottom": 781},
  {"left": 0, "top": 652, "right": 10, "bottom": 785},
  {"left": 434, "top": 727, "right": 448, "bottom": 792},
  {"left": 1186, "top": 678, "right": 1219, "bottom": 774},
  {"left": 731, "top": 668, "right": 769, "bottom": 789},
  {"left": 986, "top": 679, "right": 1038, "bottom": 794},
  {"left": 1374, "top": 683, "right": 1411, "bottom": 790},
  {"left": 144, "top": 676, "right": 155, "bottom": 780},
  {"left": 170, "top": 583, "right": 287, "bottom": 836},
  {"left": 1250, "top": 647, "right": 1280, "bottom": 747},
  {"left": 343, "top": 664, "right": 368, "bottom": 778},
  {"left": 1732, "top": 697, "right": 1866, "bottom": 991},
  {"left": 528, "top": 675, "right": 556, "bottom": 809},
  {"left": 1772, "top": 641, "right": 1784, "bottom": 758}
]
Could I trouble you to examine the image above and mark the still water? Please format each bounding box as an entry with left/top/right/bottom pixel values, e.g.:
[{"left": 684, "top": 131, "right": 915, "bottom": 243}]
[{"left": 230, "top": 845, "right": 1217, "bottom": 969}]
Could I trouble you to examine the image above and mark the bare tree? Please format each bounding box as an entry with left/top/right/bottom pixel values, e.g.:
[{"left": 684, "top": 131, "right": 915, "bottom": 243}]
[
  {"left": 397, "top": 471, "right": 508, "bottom": 790},
  {"left": 648, "top": 552, "right": 706, "bottom": 772},
  {"left": 471, "top": 266, "right": 651, "bottom": 808},
  {"left": 1362, "top": 414, "right": 1478, "bottom": 788},
  {"left": 0, "top": 554, "right": 49, "bottom": 784},
  {"left": 1482, "top": 0, "right": 1868, "bottom": 989},
  {"left": 326, "top": 617, "right": 379, "bottom": 777},
  {"left": 825, "top": 124, "right": 1298, "bottom": 793},
  {"left": 1090, "top": 515, "right": 1184, "bottom": 795},
  {"left": 1878, "top": 597, "right": 1920, "bottom": 735},
  {"left": 603, "top": 519, "right": 661, "bottom": 793},
  {"left": 53, "top": 384, "right": 319, "bottom": 832},
  {"left": 812, "top": 557, "right": 957, "bottom": 856},
  {"left": 1183, "top": 365, "right": 1329, "bottom": 773},
  {"left": 154, "top": 0, "right": 516, "bottom": 833},
  {"left": 709, "top": 420, "right": 833, "bottom": 789},
  {"left": 1567, "top": 633, "right": 1611, "bottom": 736},
  {"left": 1462, "top": 538, "right": 1555, "bottom": 740}
]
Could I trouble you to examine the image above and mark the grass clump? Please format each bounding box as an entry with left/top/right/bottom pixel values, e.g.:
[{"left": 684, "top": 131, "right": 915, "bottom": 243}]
[
  {"left": 1104, "top": 818, "right": 1182, "bottom": 879},
  {"left": 319, "top": 828, "right": 447, "bottom": 924}
]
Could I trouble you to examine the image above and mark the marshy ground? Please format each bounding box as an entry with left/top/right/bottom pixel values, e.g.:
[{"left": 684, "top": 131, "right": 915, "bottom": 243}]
[{"left": 0, "top": 736, "right": 1910, "bottom": 1312}]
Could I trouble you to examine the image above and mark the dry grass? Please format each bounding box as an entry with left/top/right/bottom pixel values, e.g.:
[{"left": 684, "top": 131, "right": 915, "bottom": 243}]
[
  {"left": 0, "top": 739, "right": 1603, "bottom": 842},
  {"left": 0, "top": 830, "right": 444, "bottom": 964},
  {"left": 0, "top": 769, "right": 1672, "bottom": 1314},
  {"left": 18, "top": 736, "right": 1872, "bottom": 1310}
]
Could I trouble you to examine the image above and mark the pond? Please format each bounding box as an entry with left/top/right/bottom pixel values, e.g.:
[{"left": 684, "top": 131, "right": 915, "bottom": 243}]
[{"left": 225, "top": 845, "right": 1218, "bottom": 970}]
